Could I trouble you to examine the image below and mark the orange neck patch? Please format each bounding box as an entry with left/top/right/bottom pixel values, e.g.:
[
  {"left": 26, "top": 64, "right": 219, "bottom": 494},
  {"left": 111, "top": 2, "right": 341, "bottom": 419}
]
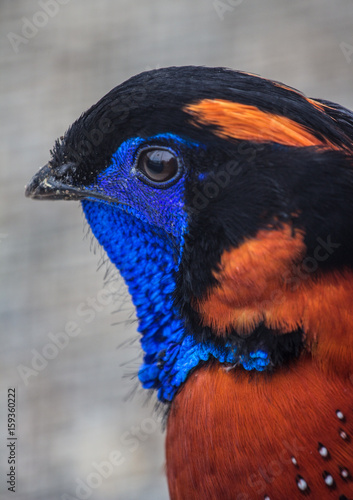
[
  {"left": 184, "top": 99, "right": 337, "bottom": 148},
  {"left": 194, "top": 224, "right": 353, "bottom": 378}
]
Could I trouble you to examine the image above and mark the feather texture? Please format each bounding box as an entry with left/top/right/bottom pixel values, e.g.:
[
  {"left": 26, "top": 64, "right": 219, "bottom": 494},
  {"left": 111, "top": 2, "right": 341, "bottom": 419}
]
[
  {"left": 25, "top": 66, "right": 353, "bottom": 499},
  {"left": 167, "top": 360, "right": 353, "bottom": 499}
]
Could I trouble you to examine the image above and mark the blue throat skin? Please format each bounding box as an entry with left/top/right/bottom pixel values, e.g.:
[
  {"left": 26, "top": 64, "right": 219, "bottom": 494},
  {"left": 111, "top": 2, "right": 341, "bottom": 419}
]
[{"left": 81, "top": 134, "right": 270, "bottom": 403}]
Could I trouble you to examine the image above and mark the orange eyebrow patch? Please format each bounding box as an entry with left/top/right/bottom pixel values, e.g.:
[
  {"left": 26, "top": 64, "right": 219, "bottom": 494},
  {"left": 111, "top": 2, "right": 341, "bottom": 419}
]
[
  {"left": 184, "top": 99, "right": 337, "bottom": 148},
  {"left": 273, "top": 82, "right": 327, "bottom": 111},
  {"left": 305, "top": 97, "right": 326, "bottom": 111},
  {"left": 272, "top": 82, "right": 336, "bottom": 113}
]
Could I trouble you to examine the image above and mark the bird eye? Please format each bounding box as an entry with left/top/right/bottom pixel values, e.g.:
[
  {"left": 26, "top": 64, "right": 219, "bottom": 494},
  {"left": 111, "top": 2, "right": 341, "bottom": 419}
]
[{"left": 136, "top": 148, "right": 179, "bottom": 183}]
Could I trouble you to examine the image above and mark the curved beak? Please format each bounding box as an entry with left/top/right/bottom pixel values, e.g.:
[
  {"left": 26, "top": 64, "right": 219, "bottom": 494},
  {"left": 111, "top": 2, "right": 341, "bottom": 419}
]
[{"left": 25, "top": 163, "right": 119, "bottom": 204}]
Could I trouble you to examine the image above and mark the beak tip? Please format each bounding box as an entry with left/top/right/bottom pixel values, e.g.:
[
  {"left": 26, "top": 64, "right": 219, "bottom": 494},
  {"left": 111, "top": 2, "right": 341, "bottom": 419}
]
[
  {"left": 26, "top": 163, "right": 111, "bottom": 203},
  {"left": 25, "top": 164, "right": 52, "bottom": 200},
  {"left": 25, "top": 181, "right": 36, "bottom": 199},
  {"left": 25, "top": 163, "right": 87, "bottom": 201}
]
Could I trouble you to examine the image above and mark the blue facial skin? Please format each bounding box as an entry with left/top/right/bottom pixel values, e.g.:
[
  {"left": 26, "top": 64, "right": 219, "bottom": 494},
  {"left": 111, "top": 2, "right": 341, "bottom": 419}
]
[{"left": 81, "top": 133, "right": 269, "bottom": 402}]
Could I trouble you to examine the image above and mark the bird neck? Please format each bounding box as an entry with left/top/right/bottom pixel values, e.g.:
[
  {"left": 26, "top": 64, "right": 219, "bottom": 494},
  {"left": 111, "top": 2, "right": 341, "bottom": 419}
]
[{"left": 82, "top": 201, "right": 270, "bottom": 401}]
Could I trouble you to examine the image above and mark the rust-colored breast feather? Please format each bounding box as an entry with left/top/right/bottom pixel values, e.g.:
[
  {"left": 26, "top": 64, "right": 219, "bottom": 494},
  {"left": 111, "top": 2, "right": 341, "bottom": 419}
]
[{"left": 167, "top": 360, "right": 353, "bottom": 499}]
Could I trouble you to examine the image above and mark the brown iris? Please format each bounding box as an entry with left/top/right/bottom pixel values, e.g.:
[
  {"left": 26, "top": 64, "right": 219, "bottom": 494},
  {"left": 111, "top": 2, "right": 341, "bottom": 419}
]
[{"left": 137, "top": 148, "right": 178, "bottom": 183}]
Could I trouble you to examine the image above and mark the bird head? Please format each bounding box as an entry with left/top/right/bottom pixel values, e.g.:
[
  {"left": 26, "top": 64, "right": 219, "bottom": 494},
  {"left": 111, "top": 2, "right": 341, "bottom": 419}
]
[{"left": 26, "top": 66, "right": 353, "bottom": 402}]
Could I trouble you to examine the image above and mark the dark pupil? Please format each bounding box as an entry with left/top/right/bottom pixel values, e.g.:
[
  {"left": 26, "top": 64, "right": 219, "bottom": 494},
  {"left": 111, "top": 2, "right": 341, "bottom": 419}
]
[{"left": 139, "top": 149, "right": 178, "bottom": 182}]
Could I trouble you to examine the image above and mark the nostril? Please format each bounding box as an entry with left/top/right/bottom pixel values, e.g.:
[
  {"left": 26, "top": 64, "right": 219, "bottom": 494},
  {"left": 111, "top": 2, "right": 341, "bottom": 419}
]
[{"left": 55, "top": 162, "right": 76, "bottom": 177}]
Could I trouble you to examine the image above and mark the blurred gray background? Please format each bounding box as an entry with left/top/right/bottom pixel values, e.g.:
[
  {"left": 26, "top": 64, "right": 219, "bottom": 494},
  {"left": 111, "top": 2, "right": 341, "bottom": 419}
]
[{"left": 1, "top": 1, "right": 353, "bottom": 499}]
